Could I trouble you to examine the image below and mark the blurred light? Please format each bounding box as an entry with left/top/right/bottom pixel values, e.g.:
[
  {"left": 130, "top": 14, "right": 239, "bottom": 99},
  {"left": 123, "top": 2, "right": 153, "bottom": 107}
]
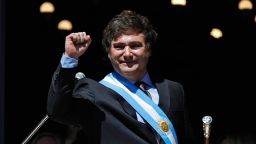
[
  {"left": 57, "top": 20, "right": 73, "bottom": 31},
  {"left": 238, "top": 0, "right": 253, "bottom": 10},
  {"left": 40, "top": 2, "right": 55, "bottom": 13},
  {"left": 210, "top": 28, "right": 223, "bottom": 39},
  {"left": 171, "top": 0, "right": 186, "bottom": 6},
  {"left": 254, "top": 15, "right": 256, "bottom": 23}
]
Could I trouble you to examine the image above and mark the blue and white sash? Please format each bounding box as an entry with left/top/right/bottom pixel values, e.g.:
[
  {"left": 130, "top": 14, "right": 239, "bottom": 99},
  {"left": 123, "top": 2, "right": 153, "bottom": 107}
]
[{"left": 100, "top": 72, "right": 178, "bottom": 144}]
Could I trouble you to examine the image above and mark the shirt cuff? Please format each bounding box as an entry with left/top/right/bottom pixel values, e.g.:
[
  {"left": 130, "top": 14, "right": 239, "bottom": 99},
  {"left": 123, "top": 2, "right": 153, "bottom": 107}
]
[{"left": 60, "top": 53, "right": 78, "bottom": 68}]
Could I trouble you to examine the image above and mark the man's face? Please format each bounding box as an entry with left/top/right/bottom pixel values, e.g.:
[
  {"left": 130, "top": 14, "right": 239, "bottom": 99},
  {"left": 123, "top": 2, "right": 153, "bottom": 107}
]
[{"left": 108, "top": 32, "right": 151, "bottom": 81}]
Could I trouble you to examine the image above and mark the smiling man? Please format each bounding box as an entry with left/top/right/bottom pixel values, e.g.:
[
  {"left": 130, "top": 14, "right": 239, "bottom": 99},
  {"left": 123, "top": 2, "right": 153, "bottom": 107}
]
[{"left": 47, "top": 10, "right": 196, "bottom": 144}]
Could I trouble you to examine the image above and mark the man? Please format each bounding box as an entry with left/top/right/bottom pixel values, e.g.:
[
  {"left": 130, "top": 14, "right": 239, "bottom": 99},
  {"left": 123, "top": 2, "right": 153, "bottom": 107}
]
[{"left": 47, "top": 10, "right": 196, "bottom": 144}]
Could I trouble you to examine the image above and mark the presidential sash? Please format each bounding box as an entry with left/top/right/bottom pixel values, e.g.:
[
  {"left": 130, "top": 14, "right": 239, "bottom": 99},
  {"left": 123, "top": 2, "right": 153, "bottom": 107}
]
[{"left": 100, "top": 72, "right": 178, "bottom": 144}]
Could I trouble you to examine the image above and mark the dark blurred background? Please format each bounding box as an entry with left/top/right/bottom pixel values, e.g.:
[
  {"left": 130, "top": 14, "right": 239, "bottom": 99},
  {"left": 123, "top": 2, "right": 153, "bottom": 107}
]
[{"left": 3, "top": 0, "right": 256, "bottom": 143}]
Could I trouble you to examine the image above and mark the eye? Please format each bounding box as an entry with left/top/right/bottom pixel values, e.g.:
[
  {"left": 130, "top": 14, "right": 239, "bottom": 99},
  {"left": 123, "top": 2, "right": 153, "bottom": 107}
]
[
  {"left": 113, "top": 44, "right": 125, "bottom": 50},
  {"left": 129, "top": 42, "right": 143, "bottom": 49}
]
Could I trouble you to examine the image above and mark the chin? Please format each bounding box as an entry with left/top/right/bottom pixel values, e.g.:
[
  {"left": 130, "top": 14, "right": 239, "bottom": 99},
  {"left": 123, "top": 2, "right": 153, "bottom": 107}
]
[
  {"left": 120, "top": 69, "right": 133, "bottom": 74},
  {"left": 116, "top": 64, "right": 137, "bottom": 74},
  {"left": 119, "top": 69, "right": 136, "bottom": 76}
]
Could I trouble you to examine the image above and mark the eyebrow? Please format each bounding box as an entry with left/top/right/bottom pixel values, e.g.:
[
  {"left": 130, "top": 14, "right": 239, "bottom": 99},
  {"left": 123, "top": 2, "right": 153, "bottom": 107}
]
[{"left": 113, "top": 41, "right": 143, "bottom": 45}]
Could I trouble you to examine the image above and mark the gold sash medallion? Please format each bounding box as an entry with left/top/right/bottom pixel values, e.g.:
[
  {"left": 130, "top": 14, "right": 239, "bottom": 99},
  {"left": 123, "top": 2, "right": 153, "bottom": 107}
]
[{"left": 159, "top": 120, "right": 169, "bottom": 132}]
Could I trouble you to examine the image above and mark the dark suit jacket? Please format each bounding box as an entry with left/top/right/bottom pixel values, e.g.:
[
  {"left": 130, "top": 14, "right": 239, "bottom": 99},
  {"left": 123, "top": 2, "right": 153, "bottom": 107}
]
[{"left": 47, "top": 65, "right": 196, "bottom": 144}]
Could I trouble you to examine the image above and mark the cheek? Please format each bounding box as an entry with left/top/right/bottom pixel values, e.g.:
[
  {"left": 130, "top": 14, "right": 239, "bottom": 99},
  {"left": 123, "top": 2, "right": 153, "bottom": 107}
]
[
  {"left": 109, "top": 50, "right": 122, "bottom": 59},
  {"left": 108, "top": 53, "right": 119, "bottom": 63}
]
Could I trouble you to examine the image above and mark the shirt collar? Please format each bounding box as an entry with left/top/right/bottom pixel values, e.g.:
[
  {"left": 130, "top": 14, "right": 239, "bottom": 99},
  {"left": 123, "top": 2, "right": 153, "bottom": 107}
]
[{"left": 130, "top": 72, "right": 154, "bottom": 88}]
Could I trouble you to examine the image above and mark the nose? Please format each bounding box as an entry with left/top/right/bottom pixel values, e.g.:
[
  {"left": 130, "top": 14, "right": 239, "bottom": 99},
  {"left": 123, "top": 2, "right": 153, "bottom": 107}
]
[{"left": 123, "top": 46, "right": 132, "bottom": 57}]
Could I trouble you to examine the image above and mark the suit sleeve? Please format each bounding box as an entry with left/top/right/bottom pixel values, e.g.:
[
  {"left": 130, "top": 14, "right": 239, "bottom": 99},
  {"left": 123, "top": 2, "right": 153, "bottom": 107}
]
[
  {"left": 47, "top": 64, "right": 81, "bottom": 126},
  {"left": 177, "top": 83, "right": 199, "bottom": 144}
]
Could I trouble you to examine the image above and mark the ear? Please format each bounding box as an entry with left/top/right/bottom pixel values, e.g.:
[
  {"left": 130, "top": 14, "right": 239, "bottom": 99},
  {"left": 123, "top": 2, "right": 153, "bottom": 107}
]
[{"left": 108, "top": 53, "right": 111, "bottom": 60}]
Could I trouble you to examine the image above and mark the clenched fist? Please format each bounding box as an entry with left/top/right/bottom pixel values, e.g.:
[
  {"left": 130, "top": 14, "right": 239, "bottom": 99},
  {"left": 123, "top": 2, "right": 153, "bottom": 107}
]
[{"left": 65, "top": 32, "right": 92, "bottom": 59}]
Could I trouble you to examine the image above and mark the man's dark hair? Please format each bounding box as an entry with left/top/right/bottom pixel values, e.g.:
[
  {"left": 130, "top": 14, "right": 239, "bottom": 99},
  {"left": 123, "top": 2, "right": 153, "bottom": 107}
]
[{"left": 102, "top": 10, "right": 158, "bottom": 53}]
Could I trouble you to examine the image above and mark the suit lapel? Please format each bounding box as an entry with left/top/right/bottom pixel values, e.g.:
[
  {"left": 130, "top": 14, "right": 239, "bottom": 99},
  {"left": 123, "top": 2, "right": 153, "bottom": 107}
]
[
  {"left": 117, "top": 95, "right": 137, "bottom": 119},
  {"left": 115, "top": 92, "right": 159, "bottom": 143},
  {"left": 155, "top": 81, "right": 171, "bottom": 115}
]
